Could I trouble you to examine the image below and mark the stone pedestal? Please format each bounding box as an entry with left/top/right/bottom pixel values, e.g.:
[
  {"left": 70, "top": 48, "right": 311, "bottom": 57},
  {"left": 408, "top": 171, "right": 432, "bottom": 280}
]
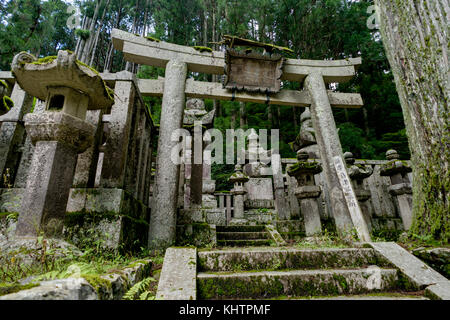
[
  {"left": 288, "top": 151, "right": 323, "bottom": 236},
  {"left": 380, "top": 149, "right": 413, "bottom": 230}
]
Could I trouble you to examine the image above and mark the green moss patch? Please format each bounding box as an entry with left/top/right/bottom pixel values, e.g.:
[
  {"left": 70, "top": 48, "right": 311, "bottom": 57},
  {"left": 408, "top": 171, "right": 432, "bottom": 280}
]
[
  {"left": 2, "top": 96, "right": 14, "bottom": 112},
  {"left": 31, "top": 56, "right": 57, "bottom": 65},
  {"left": 145, "top": 36, "right": 161, "bottom": 42},
  {"left": 0, "top": 282, "right": 39, "bottom": 296},
  {"left": 0, "top": 79, "right": 8, "bottom": 89},
  {"left": 193, "top": 46, "right": 213, "bottom": 53}
]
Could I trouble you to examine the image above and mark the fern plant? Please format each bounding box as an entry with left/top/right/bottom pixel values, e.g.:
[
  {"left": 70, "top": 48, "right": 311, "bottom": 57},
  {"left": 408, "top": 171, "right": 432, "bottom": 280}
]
[{"left": 123, "top": 277, "right": 157, "bottom": 300}]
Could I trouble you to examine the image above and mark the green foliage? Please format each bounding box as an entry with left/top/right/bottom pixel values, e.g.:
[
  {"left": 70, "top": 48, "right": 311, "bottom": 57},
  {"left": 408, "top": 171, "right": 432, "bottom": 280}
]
[
  {"left": 75, "top": 29, "right": 91, "bottom": 41},
  {"left": 122, "top": 277, "right": 157, "bottom": 300}
]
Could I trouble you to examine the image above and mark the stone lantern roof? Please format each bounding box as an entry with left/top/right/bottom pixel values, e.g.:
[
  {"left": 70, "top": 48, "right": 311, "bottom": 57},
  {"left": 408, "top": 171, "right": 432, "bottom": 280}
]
[
  {"left": 229, "top": 164, "right": 249, "bottom": 183},
  {"left": 11, "top": 50, "right": 114, "bottom": 110}
]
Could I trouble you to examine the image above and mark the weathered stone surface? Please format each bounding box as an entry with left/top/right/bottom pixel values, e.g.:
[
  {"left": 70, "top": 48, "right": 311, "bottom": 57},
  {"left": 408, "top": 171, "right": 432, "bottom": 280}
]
[
  {"left": 156, "top": 247, "right": 197, "bottom": 300},
  {"left": 305, "top": 72, "right": 365, "bottom": 238},
  {"left": 197, "top": 268, "right": 399, "bottom": 299},
  {"left": 0, "top": 259, "right": 152, "bottom": 300},
  {"left": 176, "top": 224, "right": 216, "bottom": 247},
  {"left": 0, "top": 278, "right": 97, "bottom": 300},
  {"left": 0, "top": 237, "right": 83, "bottom": 266},
  {"left": 0, "top": 84, "right": 34, "bottom": 181},
  {"left": 265, "top": 224, "right": 287, "bottom": 246},
  {"left": 11, "top": 50, "right": 114, "bottom": 110},
  {"left": 369, "top": 242, "right": 450, "bottom": 289},
  {"left": 24, "top": 111, "right": 95, "bottom": 153},
  {"left": 149, "top": 60, "right": 187, "bottom": 250},
  {"left": 198, "top": 247, "right": 391, "bottom": 272},
  {"left": 425, "top": 282, "right": 450, "bottom": 300},
  {"left": 100, "top": 80, "right": 135, "bottom": 188},
  {"left": 15, "top": 141, "right": 80, "bottom": 237}
]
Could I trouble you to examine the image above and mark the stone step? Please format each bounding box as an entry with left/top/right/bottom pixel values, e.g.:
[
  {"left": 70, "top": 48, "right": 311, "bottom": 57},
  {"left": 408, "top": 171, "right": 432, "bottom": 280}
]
[
  {"left": 217, "top": 232, "right": 270, "bottom": 240},
  {"left": 197, "top": 268, "right": 400, "bottom": 300},
  {"left": 216, "top": 240, "right": 272, "bottom": 247},
  {"left": 198, "top": 247, "right": 392, "bottom": 272},
  {"left": 216, "top": 225, "right": 266, "bottom": 233}
]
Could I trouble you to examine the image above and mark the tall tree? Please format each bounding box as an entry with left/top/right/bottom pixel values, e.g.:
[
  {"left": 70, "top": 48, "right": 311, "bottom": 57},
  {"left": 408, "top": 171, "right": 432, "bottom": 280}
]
[{"left": 376, "top": 0, "right": 449, "bottom": 242}]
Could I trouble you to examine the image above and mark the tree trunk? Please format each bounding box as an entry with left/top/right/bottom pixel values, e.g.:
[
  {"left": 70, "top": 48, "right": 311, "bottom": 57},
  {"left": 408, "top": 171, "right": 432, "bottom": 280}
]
[
  {"left": 104, "top": 0, "right": 123, "bottom": 72},
  {"left": 239, "top": 102, "right": 247, "bottom": 128},
  {"left": 376, "top": 0, "right": 449, "bottom": 242},
  {"left": 81, "top": 0, "right": 102, "bottom": 63},
  {"left": 89, "top": 0, "right": 111, "bottom": 67}
]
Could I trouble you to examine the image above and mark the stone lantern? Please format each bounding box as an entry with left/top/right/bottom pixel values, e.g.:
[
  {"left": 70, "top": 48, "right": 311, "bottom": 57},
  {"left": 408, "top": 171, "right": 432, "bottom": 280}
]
[
  {"left": 344, "top": 152, "right": 374, "bottom": 230},
  {"left": 229, "top": 164, "right": 249, "bottom": 221},
  {"left": 182, "top": 98, "right": 215, "bottom": 208},
  {"left": 287, "top": 151, "right": 323, "bottom": 236},
  {"left": 11, "top": 50, "right": 114, "bottom": 237},
  {"left": 380, "top": 149, "right": 413, "bottom": 230}
]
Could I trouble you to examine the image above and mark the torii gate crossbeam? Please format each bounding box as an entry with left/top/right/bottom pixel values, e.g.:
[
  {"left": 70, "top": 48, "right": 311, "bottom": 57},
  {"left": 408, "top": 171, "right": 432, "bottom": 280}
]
[{"left": 111, "top": 29, "right": 371, "bottom": 248}]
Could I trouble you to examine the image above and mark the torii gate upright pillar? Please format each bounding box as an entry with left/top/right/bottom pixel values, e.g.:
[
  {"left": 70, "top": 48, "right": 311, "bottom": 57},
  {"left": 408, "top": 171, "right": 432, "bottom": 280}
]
[
  {"left": 305, "top": 72, "right": 371, "bottom": 241},
  {"left": 148, "top": 60, "right": 187, "bottom": 250}
]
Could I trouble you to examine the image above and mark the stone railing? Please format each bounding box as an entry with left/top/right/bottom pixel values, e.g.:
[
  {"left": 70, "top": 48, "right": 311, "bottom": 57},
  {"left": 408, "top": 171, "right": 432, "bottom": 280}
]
[{"left": 214, "top": 192, "right": 234, "bottom": 224}]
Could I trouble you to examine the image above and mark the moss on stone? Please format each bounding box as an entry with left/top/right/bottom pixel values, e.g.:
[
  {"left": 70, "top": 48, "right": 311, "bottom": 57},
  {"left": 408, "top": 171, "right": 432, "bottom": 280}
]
[
  {"left": 193, "top": 46, "right": 213, "bottom": 53},
  {"left": 82, "top": 274, "right": 112, "bottom": 298},
  {"left": 0, "top": 79, "right": 8, "bottom": 89},
  {"left": 0, "top": 282, "right": 39, "bottom": 296},
  {"left": 287, "top": 161, "right": 322, "bottom": 175},
  {"left": 145, "top": 36, "right": 161, "bottom": 42},
  {"left": 31, "top": 56, "right": 57, "bottom": 65}
]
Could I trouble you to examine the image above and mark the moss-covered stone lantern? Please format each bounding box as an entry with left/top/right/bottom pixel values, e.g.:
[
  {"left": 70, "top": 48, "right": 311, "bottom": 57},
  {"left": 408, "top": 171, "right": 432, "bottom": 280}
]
[
  {"left": 11, "top": 50, "right": 114, "bottom": 238},
  {"left": 344, "top": 151, "right": 374, "bottom": 230},
  {"left": 229, "top": 164, "right": 249, "bottom": 220},
  {"left": 287, "top": 151, "right": 323, "bottom": 236},
  {"left": 380, "top": 149, "right": 413, "bottom": 230}
]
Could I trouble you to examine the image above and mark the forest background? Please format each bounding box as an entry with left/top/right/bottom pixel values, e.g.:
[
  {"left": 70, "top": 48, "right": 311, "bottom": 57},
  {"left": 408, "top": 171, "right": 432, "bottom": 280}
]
[{"left": 0, "top": 0, "right": 409, "bottom": 190}]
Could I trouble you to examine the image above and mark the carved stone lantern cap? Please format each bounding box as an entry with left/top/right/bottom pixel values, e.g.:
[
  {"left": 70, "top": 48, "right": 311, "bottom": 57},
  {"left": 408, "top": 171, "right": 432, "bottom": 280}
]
[
  {"left": 11, "top": 50, "right": 114, "bottom": 110},
  {"left": 344, "top": 151, "right": 355, "bottom": 165},
  {"left": 300, "top": 108, "right": 311, "bottom": 122},
  {"left": 297, "top": 150, "right": 309, "bottom": 161},
  {"left": 248, "top": 129, "right": 258, "bottom": 141},
  {"left": 229, "top": 164, "right": 249, "bottom": 183},
  {"left": 386, "top": 149, "right": 400, "bottom": 160}
]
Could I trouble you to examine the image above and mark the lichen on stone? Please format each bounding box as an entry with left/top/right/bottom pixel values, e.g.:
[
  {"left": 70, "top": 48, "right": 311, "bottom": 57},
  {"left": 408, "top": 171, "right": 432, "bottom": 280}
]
[
  {"left": 193, "top": 46, "right": 213, "bottom": 53},
  {"left": 2, "top": 95, "right": 14, "bottom": 112},
  {"left": 31, "top": 56, "right": 57, "bottom": 65},
  {"left": 145, "top": 36, "right": 161, "bottom": 42}
]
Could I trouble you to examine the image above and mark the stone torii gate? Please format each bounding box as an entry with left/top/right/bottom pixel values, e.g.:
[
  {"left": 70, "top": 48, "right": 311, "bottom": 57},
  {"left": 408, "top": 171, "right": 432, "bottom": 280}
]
[{"left": 111, "top": 29, "right": 371, "bottom": 248}]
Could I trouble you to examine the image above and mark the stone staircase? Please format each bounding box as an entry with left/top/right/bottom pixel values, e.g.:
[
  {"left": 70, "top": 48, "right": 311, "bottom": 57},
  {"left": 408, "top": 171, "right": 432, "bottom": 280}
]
[
  {"left": 196, "top": 246, "right": 425, "bottom": 300},
  {"left": 216, "top": 225, "right": 272, "bottom": 247}
]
